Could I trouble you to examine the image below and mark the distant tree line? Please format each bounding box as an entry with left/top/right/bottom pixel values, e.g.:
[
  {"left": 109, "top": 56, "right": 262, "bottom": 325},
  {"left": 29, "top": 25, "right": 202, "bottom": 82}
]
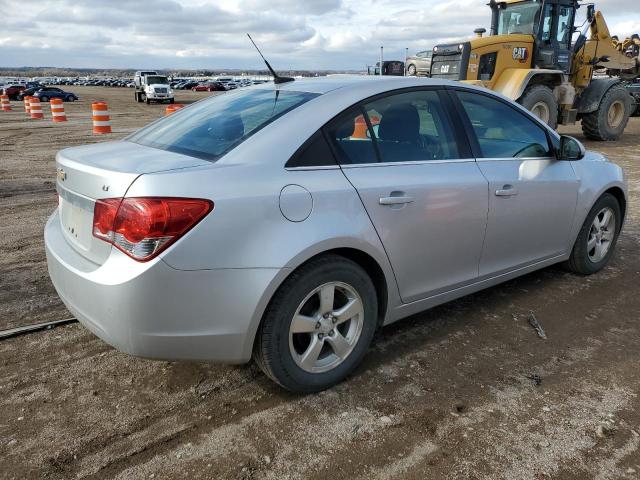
[{"left": 0, "top": 67, "right": 362, "bottom": 78}]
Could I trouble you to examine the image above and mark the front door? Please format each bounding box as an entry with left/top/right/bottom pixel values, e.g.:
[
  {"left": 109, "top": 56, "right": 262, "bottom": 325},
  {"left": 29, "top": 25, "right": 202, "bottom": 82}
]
[
  {"left": 453, "top": 89, "right": 579, "bottom": 276},
  {"left": 326, "top": 89, "right": 489, "bottom": 303}
]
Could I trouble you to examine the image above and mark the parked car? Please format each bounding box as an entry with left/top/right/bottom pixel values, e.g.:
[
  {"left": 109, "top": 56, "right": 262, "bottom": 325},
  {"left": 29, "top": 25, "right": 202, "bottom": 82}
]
[
  {"left": 177, "top": 81, "right": 199, "bottom": 90},
  {"left": 17, "top": 87, "right": 41, "bottom": 100},
  {"left": 32, "top": 87, "right": 78, "bottom": 102},
  {"left": 406, "top": 50, "right": 433, "bottom": 76},
  {"left": 1, "top": 84, "right": 26, "bottom": 100},
  {"left": 192, "top": 82, "right": 227, "bottom": 92},
  {"left": 45, "top": 77, "right": 627, "bottom": 393}
]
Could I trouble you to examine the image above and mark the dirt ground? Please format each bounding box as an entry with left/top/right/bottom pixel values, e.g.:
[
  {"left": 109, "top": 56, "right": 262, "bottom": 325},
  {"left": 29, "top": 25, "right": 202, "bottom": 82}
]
[{"left": 0, "top": 86, "right": 639, "bottom": 480}]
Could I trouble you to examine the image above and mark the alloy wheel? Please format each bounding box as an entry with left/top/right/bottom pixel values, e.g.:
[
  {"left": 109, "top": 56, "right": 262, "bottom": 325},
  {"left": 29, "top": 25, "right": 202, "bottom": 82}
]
[
  {"left": 587, "top": 207, "right": 616, "bottom": 263},
  {"left": 289, "top": 282, "right": 364, "bottom": 373}
]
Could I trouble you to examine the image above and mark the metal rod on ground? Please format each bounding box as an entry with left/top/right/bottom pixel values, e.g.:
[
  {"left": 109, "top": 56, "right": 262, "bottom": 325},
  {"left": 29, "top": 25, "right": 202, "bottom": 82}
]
[{"left": 0, "top": 318, "right": 77, "bottom": 340}]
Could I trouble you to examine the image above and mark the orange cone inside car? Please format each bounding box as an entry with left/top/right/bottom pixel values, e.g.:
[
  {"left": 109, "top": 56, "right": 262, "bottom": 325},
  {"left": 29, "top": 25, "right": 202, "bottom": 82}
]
[{"left": 352, "top": 115, "right": 380, "bottom": 139}]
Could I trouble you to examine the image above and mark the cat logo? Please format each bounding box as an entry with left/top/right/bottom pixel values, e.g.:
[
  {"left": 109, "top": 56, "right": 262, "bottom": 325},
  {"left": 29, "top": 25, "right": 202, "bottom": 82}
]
[
  {"left": 56, "top": 168, "right": 67, "bottom": 182},
  {"left": 513, "top": 47, "right": 529, "bottom": 63}
]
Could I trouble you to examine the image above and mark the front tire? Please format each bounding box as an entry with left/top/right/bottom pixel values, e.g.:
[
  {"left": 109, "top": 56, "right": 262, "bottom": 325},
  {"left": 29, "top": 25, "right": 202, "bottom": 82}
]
[
  {"left": 407, "top": 64, "right": 417, "bottom": 76},
  {"left": 40, "top": 96, "right": 49, "bottom": 102},
  {"left": 565, "top": 193, "right": 622, "bottom": 275},
  {"left": 519, "top": 85, "right": 559, "bottom": 129},
  {"left": 582, "top": 85, "right": 632, "bottom": 141},
  {"left": 254, "top": 254, "right": 378, "bottom": 393}
]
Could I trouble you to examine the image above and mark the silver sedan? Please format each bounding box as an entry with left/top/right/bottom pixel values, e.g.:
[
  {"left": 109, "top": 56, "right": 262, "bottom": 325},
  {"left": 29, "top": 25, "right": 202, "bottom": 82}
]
[{"left": 45, "top": 77, "right": 627, "bottom": 392}]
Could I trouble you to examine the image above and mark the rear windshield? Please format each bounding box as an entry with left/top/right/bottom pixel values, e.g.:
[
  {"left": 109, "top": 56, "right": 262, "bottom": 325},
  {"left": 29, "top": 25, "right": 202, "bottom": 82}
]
[{"left": 128, "top": 89, "right": 320, "bottom": 161}]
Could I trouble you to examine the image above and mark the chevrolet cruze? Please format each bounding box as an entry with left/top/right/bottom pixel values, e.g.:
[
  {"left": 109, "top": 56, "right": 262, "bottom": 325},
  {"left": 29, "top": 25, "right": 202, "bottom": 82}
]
[{"left": 45, "top": 77, "right": 627, "bottom": 392}]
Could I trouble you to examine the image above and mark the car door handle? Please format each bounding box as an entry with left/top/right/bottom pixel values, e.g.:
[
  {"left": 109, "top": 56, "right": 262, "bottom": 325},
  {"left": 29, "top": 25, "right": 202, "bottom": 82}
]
[
  {"left": 379, "top": 195, "right": 414, "bottom": 206},
  {"left": 495, "top": 185, "right": 519, "bottom": 197}
]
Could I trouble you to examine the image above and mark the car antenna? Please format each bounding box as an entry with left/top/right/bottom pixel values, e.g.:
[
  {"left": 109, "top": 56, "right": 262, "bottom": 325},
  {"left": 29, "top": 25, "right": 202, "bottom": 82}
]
[{"left": 247, "top": 33, "right": 294, "bottom": 84}]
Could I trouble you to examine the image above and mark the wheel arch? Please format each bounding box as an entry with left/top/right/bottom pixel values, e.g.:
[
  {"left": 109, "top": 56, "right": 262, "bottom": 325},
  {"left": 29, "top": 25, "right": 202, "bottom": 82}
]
[
  {"left": 246, "top": 246, "right": 394, "bottom": 360},
  {"left": 575, "top": 77, "right": 623, "bottom": 114},
  {"left": 492, "top": 68, "right": 564, "bottom": 101},
  {"left": 603, "top": 186, "right": 627, "bottom": 226}
]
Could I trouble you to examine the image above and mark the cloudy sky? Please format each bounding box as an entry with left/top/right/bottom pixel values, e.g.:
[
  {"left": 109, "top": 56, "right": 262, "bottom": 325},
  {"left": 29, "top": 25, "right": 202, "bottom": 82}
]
[{"left": 1, "top": 0, "right": 639, "bottom": 70}]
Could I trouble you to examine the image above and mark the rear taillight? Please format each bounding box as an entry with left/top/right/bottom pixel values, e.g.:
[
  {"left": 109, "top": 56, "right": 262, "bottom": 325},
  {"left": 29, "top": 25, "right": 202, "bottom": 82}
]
[{"left": 93, "top": 197, "right": 213, "bottom": 261}]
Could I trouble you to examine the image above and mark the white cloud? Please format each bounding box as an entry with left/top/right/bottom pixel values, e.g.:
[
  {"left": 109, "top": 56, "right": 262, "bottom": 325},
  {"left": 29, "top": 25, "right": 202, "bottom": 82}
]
[{"left": 1, "top": 0, "right": 639, "bottom": 70}]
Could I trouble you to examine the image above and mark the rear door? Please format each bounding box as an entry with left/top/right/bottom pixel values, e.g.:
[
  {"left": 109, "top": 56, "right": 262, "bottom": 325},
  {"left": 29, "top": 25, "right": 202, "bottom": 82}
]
[
  {"left": 451, "top": 88, "right": 579, "bottom": 276},
  {"left": 328, "top": 88, "right": 489, "bottom": 303}
]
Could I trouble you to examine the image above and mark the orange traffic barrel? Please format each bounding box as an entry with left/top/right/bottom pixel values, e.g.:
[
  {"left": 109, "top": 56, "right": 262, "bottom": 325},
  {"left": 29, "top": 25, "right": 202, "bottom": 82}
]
[
  {"left": 50, "top": 98, "right": 67, "bottom": 122},
  {"left": 165, "top": 103, "right": 184, "bottom": 115},
  {"left": 24, "top": 96, "right": 31, "bottom": 116},
  {"left": 29, "top": 97, "right": 44, "bottom": 119},
  {"left": 92, "top": 101, "right": 111, "bottom": 134},
  {"left": 0, "top": 94, "right": 10, "bottom": 111}
]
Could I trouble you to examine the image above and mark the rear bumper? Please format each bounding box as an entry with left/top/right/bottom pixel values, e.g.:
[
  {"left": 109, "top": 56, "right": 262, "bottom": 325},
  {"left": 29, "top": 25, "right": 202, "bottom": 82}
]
[{"left": 44, "top": 210, "right": 281, "bottom": 363}]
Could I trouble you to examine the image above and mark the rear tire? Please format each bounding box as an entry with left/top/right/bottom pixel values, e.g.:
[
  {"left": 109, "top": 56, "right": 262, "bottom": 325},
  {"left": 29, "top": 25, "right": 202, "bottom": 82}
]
[
  {"left": 40, "top": 96, "right": 49, "bottom": 102},
  {"left": 581, "top": 85, "right": 632, "bottom": 141},
  {"left": 565, "top": 193, "right": 622, "bottom": 275},
  {"left": 407, "top": 64, "right": 417, "bottom": 76},
  {"left": 519, "top": 85, "right": 558, "bottom": 129},
  {"left": 254, "top": 254, "right": 378, "bottom": 393}
]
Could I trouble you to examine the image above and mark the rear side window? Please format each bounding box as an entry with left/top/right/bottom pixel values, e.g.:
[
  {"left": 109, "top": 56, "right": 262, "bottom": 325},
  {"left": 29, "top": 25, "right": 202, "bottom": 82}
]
[
  {"left": 326, "top": 109, "right": 379, "bottom": 165},
  {"left": 128, "top": 89, "right": 320, "bottom": 161},
  {"left": 286, "top": 131, "right": 337, "bottom": 168},
  {"left": 456, "top": 91, "right": 551, "bottom": 158},
  {"left": 364, "top": 89, "right": 460, "bottom": 162}
]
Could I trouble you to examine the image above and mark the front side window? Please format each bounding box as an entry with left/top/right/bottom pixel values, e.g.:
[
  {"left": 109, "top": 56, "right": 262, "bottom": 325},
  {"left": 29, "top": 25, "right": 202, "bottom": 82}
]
[
  {"left": 456, "top": 91, "right": 551, "bottom": 159},
  {"left": 128, "top": 89, "right": 319, "bottom": 161}
]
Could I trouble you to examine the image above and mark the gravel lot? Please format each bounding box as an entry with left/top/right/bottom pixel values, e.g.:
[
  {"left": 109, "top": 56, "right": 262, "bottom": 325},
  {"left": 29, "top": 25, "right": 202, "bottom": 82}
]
[{"left": 1, "top": 86, "right": 639, "bottom": 479}]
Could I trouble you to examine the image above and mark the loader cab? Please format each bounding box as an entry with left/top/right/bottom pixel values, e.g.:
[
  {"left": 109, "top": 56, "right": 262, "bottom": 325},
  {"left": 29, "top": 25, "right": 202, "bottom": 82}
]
[{"left": 491, "top": 0, "right": 578, "bottom": 73}]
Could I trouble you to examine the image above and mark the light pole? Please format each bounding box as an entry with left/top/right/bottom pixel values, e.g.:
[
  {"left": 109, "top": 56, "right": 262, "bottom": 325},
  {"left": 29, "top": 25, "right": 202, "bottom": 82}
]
[{"left": 405, "top": 47, "right": 409, "bottom": 76}]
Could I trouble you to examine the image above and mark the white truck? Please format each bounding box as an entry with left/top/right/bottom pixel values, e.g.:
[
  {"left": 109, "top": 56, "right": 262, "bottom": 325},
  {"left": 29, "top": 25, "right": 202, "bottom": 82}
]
[{"left": 134, "top": 71, "right": 174, "bottom": 104}]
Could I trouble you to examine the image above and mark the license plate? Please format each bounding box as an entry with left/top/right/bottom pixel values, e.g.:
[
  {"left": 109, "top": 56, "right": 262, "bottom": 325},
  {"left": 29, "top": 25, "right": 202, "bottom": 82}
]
[{"left": 59, "top": 196, "right": 93, "bottom": 250}]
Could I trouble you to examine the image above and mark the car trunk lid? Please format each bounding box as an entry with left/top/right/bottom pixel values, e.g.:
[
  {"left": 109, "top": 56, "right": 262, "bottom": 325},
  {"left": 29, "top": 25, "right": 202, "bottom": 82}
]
[{"left": 55, "top": 141, "right": 209, "bottom": 265}]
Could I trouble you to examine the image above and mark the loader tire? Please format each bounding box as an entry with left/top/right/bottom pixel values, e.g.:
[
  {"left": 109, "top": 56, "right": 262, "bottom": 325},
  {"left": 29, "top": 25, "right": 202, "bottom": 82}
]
[
  {"left": 519, "top": 85, "right": 558, "bottom": 129},
  {"left": 581, "top": 85, "right": 632, "bottom": 141}
]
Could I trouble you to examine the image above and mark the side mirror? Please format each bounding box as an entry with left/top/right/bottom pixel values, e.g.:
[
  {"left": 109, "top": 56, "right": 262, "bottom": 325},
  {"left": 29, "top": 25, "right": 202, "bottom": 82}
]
[{"left": 558, "top": 135, "right": 586, "bottom": 161}]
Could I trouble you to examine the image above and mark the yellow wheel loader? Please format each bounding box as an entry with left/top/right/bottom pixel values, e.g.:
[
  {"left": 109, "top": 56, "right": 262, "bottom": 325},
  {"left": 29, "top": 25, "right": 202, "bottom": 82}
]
[{"left": 430, "top": 0, "right": 640, "bottom": 140}]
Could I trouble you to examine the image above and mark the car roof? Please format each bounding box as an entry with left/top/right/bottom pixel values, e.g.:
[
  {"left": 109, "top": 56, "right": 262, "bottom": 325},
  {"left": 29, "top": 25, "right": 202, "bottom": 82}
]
[{"left": 252, "top": 75, "right": 461, "bottom": 95}]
